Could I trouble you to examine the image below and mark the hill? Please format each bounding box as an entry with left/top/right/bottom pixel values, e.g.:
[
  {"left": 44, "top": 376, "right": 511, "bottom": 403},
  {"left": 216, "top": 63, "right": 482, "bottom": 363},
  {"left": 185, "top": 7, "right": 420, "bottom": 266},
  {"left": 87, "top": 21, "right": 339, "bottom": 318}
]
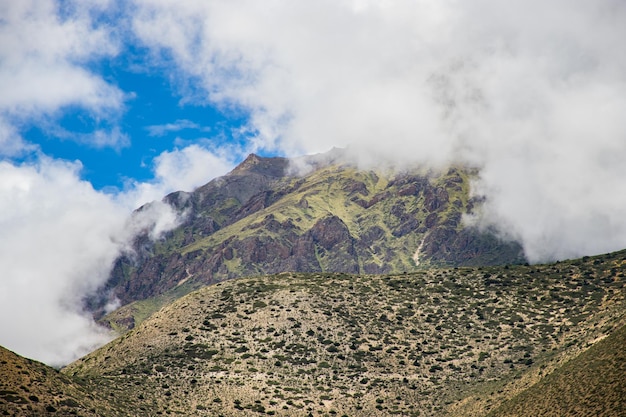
[
  {"left": 486, "top": 321, "right": 626, "bottom": 417},
  {"left": 0, "top": 345, "right": 122, "bottom": 416},
  {"left": 90, "top": 152, "right": 524, "bottom": 324},
  {"left": 66, "top": 250, "right": 626, "bottom": 416}
]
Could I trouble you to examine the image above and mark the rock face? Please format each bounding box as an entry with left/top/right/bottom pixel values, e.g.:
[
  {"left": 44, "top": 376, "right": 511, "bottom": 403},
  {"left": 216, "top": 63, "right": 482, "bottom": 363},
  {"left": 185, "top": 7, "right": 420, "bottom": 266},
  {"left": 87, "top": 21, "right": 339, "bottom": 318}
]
[{"left": 90, "top": 152, "right": 525, "bottom": 315}]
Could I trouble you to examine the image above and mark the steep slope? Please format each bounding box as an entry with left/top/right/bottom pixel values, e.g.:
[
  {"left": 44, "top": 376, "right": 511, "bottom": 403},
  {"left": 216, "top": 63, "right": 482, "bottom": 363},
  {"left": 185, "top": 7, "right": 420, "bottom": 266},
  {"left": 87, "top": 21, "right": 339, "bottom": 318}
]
[
  {"left": 0, "top": 345, "right": 122, "bottom": 416},
  {"left": 92, "top": 152, "right": 524, "bottom": 321},
  {"left": 67, "top": 250, "right": 626, "bottom": 417},
  {"left": 486, "top": 323, "right": 626, "bottom": 417}
]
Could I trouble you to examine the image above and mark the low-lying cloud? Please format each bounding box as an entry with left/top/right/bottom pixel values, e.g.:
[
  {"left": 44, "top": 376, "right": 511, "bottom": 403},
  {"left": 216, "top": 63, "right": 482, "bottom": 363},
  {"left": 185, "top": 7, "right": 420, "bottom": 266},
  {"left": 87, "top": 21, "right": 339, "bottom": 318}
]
[
  {"left": 133, "top": 0, "right": 626, "bottom": 262},
  {"left": 0, "top": 1, "right": 234, "bottom": 365},
  {"left": 0, "top": 147, "right": 232, "bottom": 366},
  {"left": 0, "top": 158, "right": 125, "bottom": 366}
]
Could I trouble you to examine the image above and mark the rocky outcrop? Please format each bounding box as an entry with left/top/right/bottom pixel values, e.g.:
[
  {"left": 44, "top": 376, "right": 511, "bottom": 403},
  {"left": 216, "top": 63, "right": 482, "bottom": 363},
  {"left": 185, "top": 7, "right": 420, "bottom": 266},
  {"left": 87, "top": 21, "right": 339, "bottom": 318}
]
[{"left": 309, "top": 215, "right": 359, "bottom": 273}]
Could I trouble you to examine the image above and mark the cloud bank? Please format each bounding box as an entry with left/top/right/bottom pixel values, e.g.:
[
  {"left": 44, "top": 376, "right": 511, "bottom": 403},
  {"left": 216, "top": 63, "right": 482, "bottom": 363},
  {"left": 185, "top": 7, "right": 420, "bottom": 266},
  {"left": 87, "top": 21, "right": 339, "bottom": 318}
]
[
  {"left": 133, "top": 0, "right": 626, "bottom": 262},
  {"left": 0, "top": 1, "right": 234, "bottom": 365},
  {"left": 0, "top": 0, "right": 124, "bottom": 153},
  {"left": 0, "top": 158, "right": 125, "bottom": 366},
  {"left": 0, "top": 147, "right": 232, "bottom": 366}
]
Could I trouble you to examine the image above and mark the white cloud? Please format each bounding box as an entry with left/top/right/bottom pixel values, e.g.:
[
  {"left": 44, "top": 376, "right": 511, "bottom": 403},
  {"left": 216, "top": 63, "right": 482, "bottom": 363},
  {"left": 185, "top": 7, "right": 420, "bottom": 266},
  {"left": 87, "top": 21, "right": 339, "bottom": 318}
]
[
  {"left": 0, "top": 0, "right": 125, "bottom": 151},
  {"left": 0, "top": 144, "right": 232, "bottom": 365},
  {"left": 0, "top": 0, "right": 134, "bottom": 365},
  {"left": 0, "top": 1, "right": 240, "bottom": 366},
  {"left": 125, "top": 144, "right": 236, "bottom": 207},
  {"left": 146, "top": 119, "right": 211, "bottom": 137},
  {"left": 0, "top": 158, "right": 126, "bottom": 366},
  {"left": 2, "top": 0, "right": 626, "bottom": 368},
  {"left": 0, "top": 116, "right": 38, "bottom": 158},
  {"left": 132, "top": 0, "right": 626, "bottom": 262}
]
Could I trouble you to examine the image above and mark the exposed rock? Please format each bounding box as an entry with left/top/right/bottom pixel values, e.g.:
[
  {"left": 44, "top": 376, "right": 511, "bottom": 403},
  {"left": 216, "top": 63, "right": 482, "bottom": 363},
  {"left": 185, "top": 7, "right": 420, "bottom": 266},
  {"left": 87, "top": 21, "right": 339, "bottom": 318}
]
[
  {"left": 309, "top": 216, "right": 359, "bottom": 273},
  {"left": 342, "top": 179, "right": 369, "bottom": 196},
  {"left": 392, "top": 218, "right": 420, "bottom": 237},
  {"left": 424, "top": 186, "right": 449, "bottom": 212},
  {"left": 361, "top": 225, "right": 386, "bottom": 242}
]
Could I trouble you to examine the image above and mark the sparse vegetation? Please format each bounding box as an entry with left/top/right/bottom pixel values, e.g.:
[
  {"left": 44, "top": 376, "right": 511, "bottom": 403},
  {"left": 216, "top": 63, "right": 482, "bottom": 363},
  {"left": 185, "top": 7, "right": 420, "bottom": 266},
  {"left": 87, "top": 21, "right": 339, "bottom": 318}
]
[{"left": 60, "top": 249, "right": 626, "bottom": 416}]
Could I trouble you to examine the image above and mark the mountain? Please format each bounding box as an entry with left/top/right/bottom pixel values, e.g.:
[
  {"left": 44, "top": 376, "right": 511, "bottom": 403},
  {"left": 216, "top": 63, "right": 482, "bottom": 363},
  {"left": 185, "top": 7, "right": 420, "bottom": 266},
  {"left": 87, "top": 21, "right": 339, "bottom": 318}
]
[
  {"left": 0, "top": 345, "right": 122, "bottom": 416},
  {"left": 91, "top": 151, "right": 524, "bottom": 324},
  {"left": 65, "top": 249, "right": 626, "bottom": 416}
]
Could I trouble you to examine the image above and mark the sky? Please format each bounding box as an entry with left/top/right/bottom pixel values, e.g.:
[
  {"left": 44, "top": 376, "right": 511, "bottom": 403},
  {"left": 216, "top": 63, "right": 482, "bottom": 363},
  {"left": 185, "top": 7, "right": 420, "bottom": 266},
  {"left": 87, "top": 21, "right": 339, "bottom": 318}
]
[{"left": 1, "top": 0, "right": 626, "bottom": 366}]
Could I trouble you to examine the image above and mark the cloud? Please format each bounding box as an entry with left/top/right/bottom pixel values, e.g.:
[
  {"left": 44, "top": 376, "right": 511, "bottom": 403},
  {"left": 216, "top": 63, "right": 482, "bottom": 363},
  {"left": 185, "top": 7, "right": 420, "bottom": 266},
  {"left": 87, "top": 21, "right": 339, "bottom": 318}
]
[
  {"left": 0, "top": 143, "right": 232, "bottom": 366},
  {"left": 132, "top": 0, "right": 626, "bottom": 262},
  {"left": 0, "top": 117, "right": 38, "bottom": 158},
  {"left": 42, "top": 124, "right": 131, "bottom": 150},
  {"left": 146, "top": 119, "right": 211, "bottom": 137},
  {"left": 125, "top": 144, "right": 236, "bottom": 207},
  {"left": 0, "top": 157, "right": 126, "bottom": 366},
  {"left": 0, "top": 1, "right": 200, "bottom": 366},
  {"left": 0, "top": 0, "right": 125, "bottom": 150},
  {"left": 2, "top": 0, "right": 626, "bottom": 367},
  {"left": 0, "top": 0, "right": 132, "bottom": 365}
]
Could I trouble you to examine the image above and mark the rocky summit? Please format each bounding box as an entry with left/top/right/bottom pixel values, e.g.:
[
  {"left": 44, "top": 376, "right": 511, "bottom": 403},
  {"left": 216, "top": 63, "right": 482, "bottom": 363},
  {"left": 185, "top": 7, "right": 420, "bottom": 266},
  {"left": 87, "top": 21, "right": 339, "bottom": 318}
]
[{"left": 91, "top": 152, "right": 523, "bottom": 324}]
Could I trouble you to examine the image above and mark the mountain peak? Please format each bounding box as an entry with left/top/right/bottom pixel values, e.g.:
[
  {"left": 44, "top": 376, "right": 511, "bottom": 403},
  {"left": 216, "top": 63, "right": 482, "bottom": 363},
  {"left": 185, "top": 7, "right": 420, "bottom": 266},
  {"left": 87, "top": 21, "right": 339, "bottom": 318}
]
[{"left": 229, "top": 153, "right": 289, "bottom": 177}]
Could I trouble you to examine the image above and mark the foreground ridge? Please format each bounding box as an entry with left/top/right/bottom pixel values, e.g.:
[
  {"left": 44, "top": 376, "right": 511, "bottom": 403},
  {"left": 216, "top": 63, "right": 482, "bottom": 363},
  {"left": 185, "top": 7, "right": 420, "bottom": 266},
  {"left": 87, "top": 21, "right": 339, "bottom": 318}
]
[{"left": 62, "top": 250, "right": 626, "bottom": 416}]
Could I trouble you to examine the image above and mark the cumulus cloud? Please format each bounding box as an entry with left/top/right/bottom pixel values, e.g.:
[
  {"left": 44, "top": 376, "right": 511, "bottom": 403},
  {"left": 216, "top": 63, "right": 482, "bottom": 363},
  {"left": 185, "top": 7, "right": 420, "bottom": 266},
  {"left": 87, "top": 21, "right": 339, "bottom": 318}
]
[
  {"left": 0, "top": 116, "right": 38, "bottom": 158},
  {"left": 0, "top": 1, "right": 219, "bottom": 366},
  {"left": 132, "top": 0, "right": 626, "bottom": 262},
  {"left": 0, "top": 143, "right": 233, "bottom": 366},
  {"left": 0, "top": 0, "right": 125, "bottom": 150},
  {"left": 0, "top": 1, "right": 128, "bottom": 365},
  {"left": 3, "top": 0, "right": 626, "bottom": 367},
  {"left": 124, "top": 144, "right": 236, "bottom": 207},
  {"left": 0, "top": 158, "right": 124, "bottom": 366}
]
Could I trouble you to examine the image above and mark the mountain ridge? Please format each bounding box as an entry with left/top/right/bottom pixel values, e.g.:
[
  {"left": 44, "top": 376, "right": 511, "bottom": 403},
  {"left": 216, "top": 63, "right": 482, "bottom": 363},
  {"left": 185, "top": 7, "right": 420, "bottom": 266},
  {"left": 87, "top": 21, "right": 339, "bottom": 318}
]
[{"left": 90, "top": 152, "right": 524, "bottom": 325}]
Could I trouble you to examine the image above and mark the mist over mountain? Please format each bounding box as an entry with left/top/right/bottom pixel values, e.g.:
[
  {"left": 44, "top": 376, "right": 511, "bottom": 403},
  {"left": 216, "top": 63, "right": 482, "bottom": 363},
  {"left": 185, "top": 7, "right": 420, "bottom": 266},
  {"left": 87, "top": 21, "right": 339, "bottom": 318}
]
[
  {"left": 132, "top": 0, "right": 626, "bottom": 263},
  {"left": 87, "top": 152, "right": 525, "bottom": 324},
  {"left": 2, "top": 156, "right": 625, "bottom": 416}
]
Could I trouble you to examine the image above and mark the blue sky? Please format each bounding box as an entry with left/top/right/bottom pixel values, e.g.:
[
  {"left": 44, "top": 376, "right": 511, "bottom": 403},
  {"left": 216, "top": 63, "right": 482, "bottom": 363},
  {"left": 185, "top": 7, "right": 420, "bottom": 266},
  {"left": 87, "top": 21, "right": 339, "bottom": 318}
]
[
  {"left": 26, "top": 63, "right": 239, "bottom": 190},
  {"left": 2, "top": 0, "right": 626, "bottom": 366},
  {"left": 15, "top": 38, "right": 252, "bottom": 191}
]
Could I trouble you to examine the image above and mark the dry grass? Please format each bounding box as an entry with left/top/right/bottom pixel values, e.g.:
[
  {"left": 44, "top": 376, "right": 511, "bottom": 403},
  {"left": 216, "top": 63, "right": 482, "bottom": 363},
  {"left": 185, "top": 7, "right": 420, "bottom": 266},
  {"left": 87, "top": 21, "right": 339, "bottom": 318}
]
[
  {"left": 0, "top": 345, "right": 122, "bottom": 416},
  {"left": 65, "top": 250, "right": 626, "bottom": 416},
  {"left": 486, "top": 323, "right": 626, "bottom": 417}
]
